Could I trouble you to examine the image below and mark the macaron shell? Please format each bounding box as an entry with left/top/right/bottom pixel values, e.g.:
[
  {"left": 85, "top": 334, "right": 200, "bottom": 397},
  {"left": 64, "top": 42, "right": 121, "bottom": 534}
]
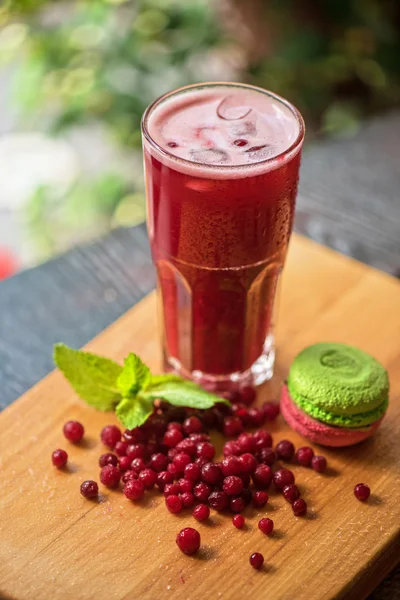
[
  {"left": 281, "top": 384, "right": 383, "bottom": 447},
  {"left": 288, "top": 343, "right": 389, "bottom": 418}
]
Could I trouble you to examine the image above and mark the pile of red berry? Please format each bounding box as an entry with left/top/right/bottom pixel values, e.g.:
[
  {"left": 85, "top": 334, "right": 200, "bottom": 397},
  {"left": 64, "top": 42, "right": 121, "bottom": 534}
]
[{"left": 51, "top": 388, "right": 366, "bottom": 569}]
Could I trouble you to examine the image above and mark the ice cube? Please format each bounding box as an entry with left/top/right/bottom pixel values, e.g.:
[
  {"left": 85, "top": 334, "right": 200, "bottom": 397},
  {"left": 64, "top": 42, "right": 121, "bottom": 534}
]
[
  {"left": 217, "top": 96, "right": 252, "bottom": 121},
  {"left": 245, "top": 144, "right": 275, "bottom": 161},
  {"left": 230, "top": 120, "right": 257, "bottom": 137},
  {"left": 190, "top": 148, "right": 229, "bottom": 165}
]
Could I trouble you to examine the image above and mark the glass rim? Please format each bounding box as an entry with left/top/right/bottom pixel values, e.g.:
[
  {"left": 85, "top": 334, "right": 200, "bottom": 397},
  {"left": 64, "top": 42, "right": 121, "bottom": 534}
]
[{"left": 141, "top": 81, "right": 305, "bottom": 172}]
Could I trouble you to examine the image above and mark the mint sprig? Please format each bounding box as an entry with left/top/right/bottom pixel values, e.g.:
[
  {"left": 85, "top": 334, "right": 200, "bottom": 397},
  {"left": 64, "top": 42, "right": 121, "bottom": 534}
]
[{"left": 53, "top": 343, "right": 230, "bottom": 429}]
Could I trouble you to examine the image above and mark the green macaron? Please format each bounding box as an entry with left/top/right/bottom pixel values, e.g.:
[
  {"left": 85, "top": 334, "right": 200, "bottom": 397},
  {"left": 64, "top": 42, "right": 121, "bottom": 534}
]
[{"left": 287, "top": 343, "right": 389, "bottom": 429}]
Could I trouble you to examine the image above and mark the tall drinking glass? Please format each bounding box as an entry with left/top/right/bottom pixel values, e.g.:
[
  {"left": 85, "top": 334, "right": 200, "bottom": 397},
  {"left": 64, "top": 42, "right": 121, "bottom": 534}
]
[{"left": 141, "top": 82, "right": 304, "bottom": 391}]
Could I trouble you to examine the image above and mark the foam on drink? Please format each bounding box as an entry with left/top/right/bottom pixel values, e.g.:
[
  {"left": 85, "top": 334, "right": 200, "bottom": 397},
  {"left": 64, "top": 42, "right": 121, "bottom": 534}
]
[{"left": 146, "top": 84, "right": 301, "bottom": 177}]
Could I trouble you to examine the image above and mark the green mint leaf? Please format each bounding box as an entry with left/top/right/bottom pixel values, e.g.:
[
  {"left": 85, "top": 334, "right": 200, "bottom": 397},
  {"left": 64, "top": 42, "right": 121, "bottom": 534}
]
[
  {"left": 54, "top": 343, "right": 122, "bottom": 411},
  {"left": 115, "top": 396, "right": 154, "bottom": 429},
  {"left": 116, "top": 353, "right": 152, "bottom": 398},
  {"left": 150, "top": 374, "right": 185, "bottom": 386},
  {"left": 142, "top": 380, "right": 230, "bottom": 410}
]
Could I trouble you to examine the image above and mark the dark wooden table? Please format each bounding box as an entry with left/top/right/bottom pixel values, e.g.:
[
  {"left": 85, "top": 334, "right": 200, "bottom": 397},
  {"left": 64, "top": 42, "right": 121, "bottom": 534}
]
[{"left": 0, "top": 110, "right": 399, "bottom": 599}]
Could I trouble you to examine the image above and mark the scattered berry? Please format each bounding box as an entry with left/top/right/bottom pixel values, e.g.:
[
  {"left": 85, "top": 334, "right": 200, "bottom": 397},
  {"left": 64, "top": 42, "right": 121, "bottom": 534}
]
[
  {"left": 63, "top": 420, "right": 84, "bottom": 444},
  {"left": 223, "top": 416, "right": 244, "bottom": 437},
  {"left": 176, "top": 527, "right": 201, "bottom": 555},
  {"left": 166, "top": 494, "right": 183, "bottom": 514},
  {"left": 258, "top": 447, "right": 276, "bottom": 466},
  {"left": 181, "top": 492, "right": 195, "bottom": 508},
  {"left": 156, "top": 471, "right": 173, "bottom": 491},
  {"left": 292, "top": 498, "right": 307, "bottom": 516},
  {"left": 253, "top": 490, "right": 269, "bottom": 508},
  {"left": 52, "top": 449, "right": 68, "bottom": 468},
  {"left": 233, "top": 514, "right": 245, "bottom": 529},
  {"left": 183, "top": 416, "right": 202, "bottom": 435},
  {"left": 201, "top": 462, "right": 223, "bottom": 485},
  {"left": 250, "top": 552, "right": 264, "bottom": 570},
  {"left": 149, "top": 453, "right": 168, "bottom": 473},
  {"left": 208, "top": 490, "right": 229, "bottom": 511},
  {"left": 193, "top": 481, "right": 212, "bottom": 502},
  {"left": 80, "top": 480, "right": 98, "bottom": 499},
  {"left": 163, "top": 428, "right": 184, "bottom": 448},
  {"left": 123, "top": 479, "right": 145, "bottom": 501},
  {"left": 282, "top": 484, "right": 301, "bottom": 504},
  {"left": 115, "top": 441, "right": 128, "bottom": 456},
  {"left": 221, "top": 455, "right": 242, "bottom": 477},
  {"left": 354, "top": 483, "right": 370, "bottom": 502},
  {"left": 273, "top": 468, "right": 295, "bottom": 490},
  {"left": 100, "top": 464, "right": 121, "bottom": 488},
  {"left": 196, "top": 442, "right": 215, "bottom": 460},
  {"left": 253, "top": 430, "right": 272, "bottom": 449},
  {"left": 184, "top": 463, "right": 202, "bottom": 482},
  {"left": 258, "top": 517, "right": 274, "bottom": 535},
  {"left": 275, "top": 439, "right": 295, "bottom": 461},
  {"left": 223, "top": 475, "right": 244, "bottom": 496},
  {"left": 101, "top": 425, "right": 121, "bottom": 449},
  {"left": 193, "top": 504, "right": 210, "bottom": 522},
  {"left": 130, "top": 457, "right": 146, "bottom": 473},
  {"left": 252, "top": 464, "right": 273, "bottom": 489},
  {"left": 263, "top": 401, "right": 280, "bottom": 420},
  {"left": 239, "top": 453, "right": 258, "bottom": 474},
  {"left": 240, "top": 386, "right": 256, "bottom": 405},
  {"left": 296, "top": 446, "right": 314, "bottom": 466},
  {"left": 230, "top": 496, "right": 245, "bottom": 513},
  {"left": 178, "top": 478, "right": 194, "bottom": 493},
  {"left": 99, "top": 452, "right": 118, "bottom": 468},
  {"left": 118, "top": 455, "right": 132, "bottom": 471},
  {"left": 138, "top": 468, "right": 157, "bottom": 489},
  {"left": 173, "top": 452, "right": 192, "bottom": 474},
  {"left": 311, "top": 455, "right": 327, "bottom": 473}
]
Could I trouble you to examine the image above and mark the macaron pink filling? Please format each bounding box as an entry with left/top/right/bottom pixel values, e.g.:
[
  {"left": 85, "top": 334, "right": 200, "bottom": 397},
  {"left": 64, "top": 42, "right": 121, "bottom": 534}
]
[{"left": 280, "top": 384, "right": 382, "bottom": 447}]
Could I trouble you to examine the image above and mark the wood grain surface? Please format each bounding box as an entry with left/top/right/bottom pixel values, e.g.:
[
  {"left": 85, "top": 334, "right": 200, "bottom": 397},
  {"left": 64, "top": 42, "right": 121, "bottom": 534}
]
[{"left": 0, "top": 235, "right": 399, "bottom": 600}]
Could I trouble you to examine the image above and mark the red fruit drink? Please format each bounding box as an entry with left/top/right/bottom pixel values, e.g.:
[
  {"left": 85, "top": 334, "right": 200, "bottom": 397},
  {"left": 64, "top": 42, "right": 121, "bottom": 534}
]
[{"left": 142, "top": 83, "right": 304, "bottom": 390}]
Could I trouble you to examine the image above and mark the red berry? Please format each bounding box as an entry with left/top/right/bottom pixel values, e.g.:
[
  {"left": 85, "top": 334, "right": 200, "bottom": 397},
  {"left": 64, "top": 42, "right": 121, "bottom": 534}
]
[
  {"left": 252, "top": 464, "right": 273, "bottom": 489},
  {"left": 250, "top": 552, "right": 264, "bottom": 570},
  {"left": 167, "top": 421, "right": 183, "bottom": 432},
  {"left": 176, "top": 527, "right": 201, "bottom": 555},
  {"left": 273, "top": 468, "right": 295, "bottom": 490},
  {"left": 163, "top": 428, "right": 184, "bottom": 448},
  {"left": 193, "top": 503, "right": 210, "bottom": 522},
  {"left": 123, "top": 479, "right": 145, "bottom": 500},
  {"left": 165, "top": 494, "right": 182, "bottom": 514},
  {"left": 240, "top": 386, "right": 256, "bottom": 406},
  {"left": 183, "top": 416, "right": 202, "bottom": 435},
  {"left": 233, "top": 139, "right": 248, "bottom": 148},
  {"left": 184, "top": 463, "right": 202, "bottom": 482},
  {"left": 167, "top": 463, "right": 179, "bottom": 478},
  {"left": 296, "top": 446, "right": 314, "bottom": 466},
  {"left": 195, "top": 456, "right": 208, "bottom": 469},
  {"left": 258, "top": 447, "right": 276, "bottom": 466},
  {"left": 115, "top": 441, "right": 128, "bottom": 456},
  {"left": 126, "top": 443, "right": 146, "bottom": 459},
  {"left": 292, "top": 498, "right": 307, "bottom": 516},
  {"left": 230, "top": 496, "right": 245, "bottom": 513},
  {"left": 100, "top": 465, "right": 121, "bottom": 488},
  {"left": 164, "top": 483, "right": 181, "bottom": 496},
  {"left": 258, "top": 517, "right": 274, "bottom": 535},
  {"left": 263, "top": 401, "right": 280, "bottom": 420},
  {"left": 178, "top": 478, "right": 194, "bottom": 493},
  {"left": 157, "top": 471, "right": 173, "bottom": 491},
  {"left": 130, "top": 457, "right": 147, "bottom": 473},
  {"left": 240, "top": 472, "right": 251, "bottom": 487},
  {"left": 223, "top": 476, "right": 244, "bottom": 496},
  {"left": 354, "top": 483, "right": 370, "bottom": 502},
  {"left": 80, "top": 480, "right": 98, "bottom": 499},
  {"left": 173, "top": 452, "right": 192, "bottom": 474},
  {"left": 239, "top": 453, "right": 258, "bottom": 474},
  {"left": 237, "top": 433, "right": 256, "bottom": 454},
  {"left": 63, "top": 420, "right": 84, "bottom": 444},
  {"left": 311, "top": 455, "right": 327, "bottom": 473},
  {"left": 149, "top": 452, "right": 168, "bottom": 473},
  {"left": 193, "top": 481, "right": 212, "bottom": 502},
  {"left": 138, "top": 468, "right": 157, "bottom": 489},
  {"left": 247, "top": 407, "right": 266, "bottom": 427},
  {"left": 252, "top": 490, "right": 269, "bottom": 508},
  {"left": 122, "top": 470, "right": 136, "bottom": 484},
  {"left": 208, "top": 490, "right": 229, "bottom": 512},
  {"left": 221, "top": 455, "right": 242, "bottom": 477},
  {"left": 99, "top": 452, "right": 118, "bottom": 468},
  {"left": 233, "top": 514, "right": 245, "bottom": 529},
  {"left": 118, "top": 456, "right": 131, "bottom": 471},
  {"left": 196, "top": 442, "right": 215, "bottom": 461},
  {"left": 275, "top": 439, "right": 295, "bottom": 461},
  {"left": 253, "top": 430, "right": 273, "bottom": 449},
  {"left": 201, "top": 462, "right": 223, "bottom": 485},
  {"left": 223, "top": 441, "right": 241, "bottom": 456},
  {"left": 181, "top": 492, "right": 195, "bottom": 508},
  {"left": 282, "top": 484, "right": 300, "bottom": 503},
  {"left": 190, "top": 433, "right": 210, "bottom": 443},
  {"left": 223, "top": 416, "right": 243, "bottom": 437},
  {"left": 176, "top": 439, "right": 197, "bottom": 456},
  {"left": 101, "top": 425, "right": 121, "bottom": 449},
  {"left": 52, "top": 449, "right": 68, "bottom": 468}
]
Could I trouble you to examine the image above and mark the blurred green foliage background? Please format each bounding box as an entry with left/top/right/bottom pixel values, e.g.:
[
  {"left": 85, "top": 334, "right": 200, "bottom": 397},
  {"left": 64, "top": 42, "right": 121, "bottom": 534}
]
[{"left": 1, "top": 0, "right": 399, "bottom": 261}]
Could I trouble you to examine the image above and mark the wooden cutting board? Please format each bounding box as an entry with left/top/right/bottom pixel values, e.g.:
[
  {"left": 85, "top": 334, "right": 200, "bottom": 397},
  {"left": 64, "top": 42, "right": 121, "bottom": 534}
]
[{"left": 0, "top": 235, "right": 399, "bottom": 600}]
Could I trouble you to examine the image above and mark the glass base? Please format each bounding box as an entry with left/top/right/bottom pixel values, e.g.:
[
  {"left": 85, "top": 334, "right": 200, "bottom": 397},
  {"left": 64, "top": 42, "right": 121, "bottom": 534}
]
[{"left": 164, "top": 334, "right": 275, "bottom": 393}]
